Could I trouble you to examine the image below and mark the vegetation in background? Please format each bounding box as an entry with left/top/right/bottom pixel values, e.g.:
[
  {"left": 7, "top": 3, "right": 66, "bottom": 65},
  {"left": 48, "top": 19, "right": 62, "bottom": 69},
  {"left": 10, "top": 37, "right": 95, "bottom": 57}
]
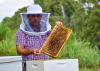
[
  {"left": 59, "top": 33, "right": 99, "bottom": 69},
  {"left": 0, "top": 24, "right": 17, "bottom": 56},
  {"left": 0, "top": 0, "right": 100, "bottom": 70}
]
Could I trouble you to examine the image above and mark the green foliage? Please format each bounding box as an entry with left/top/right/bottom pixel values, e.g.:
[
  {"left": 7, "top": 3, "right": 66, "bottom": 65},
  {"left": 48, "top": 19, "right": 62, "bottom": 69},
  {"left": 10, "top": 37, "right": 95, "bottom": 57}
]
[
  {"left": 35, "top": 0, "right": 81, "bottom": 16},
  {"left": 59, "top": 33, "right": 100, "bottom": 68},
  {"left": 49, "top": 16, "right": 64, "bottom": 28},
  {"left": 0, "top": 39, "right": 17, "bottom": 56},
  {"left": 0, "top": 24, "right": 17, "bottom": 56},
  {"left": 1, "top": 7, "right": 27, "bottom": 30},
  {"left": 71, "top": 4, "right": 100, "bottom": 47},
  {"left": 83, "top": 5, "right": 100, "bottom": 47},
  {"left": 0, "top": 0, "right": 99, "bottom": 69},
  {"left": 35, "top": 0, "right": 62, "bottom": 15},
  {"left": 80, "top": 67, "right": 100, "bottom": 71},
  {"left": 0, "top": 24, "right": 8, "bottom": 42}
]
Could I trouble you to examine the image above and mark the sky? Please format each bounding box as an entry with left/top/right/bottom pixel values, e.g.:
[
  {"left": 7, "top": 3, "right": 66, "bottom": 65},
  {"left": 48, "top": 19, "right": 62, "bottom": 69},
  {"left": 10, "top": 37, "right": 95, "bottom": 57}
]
[{"left": 0, "top": 0, "right": 34, "bottom": 22}]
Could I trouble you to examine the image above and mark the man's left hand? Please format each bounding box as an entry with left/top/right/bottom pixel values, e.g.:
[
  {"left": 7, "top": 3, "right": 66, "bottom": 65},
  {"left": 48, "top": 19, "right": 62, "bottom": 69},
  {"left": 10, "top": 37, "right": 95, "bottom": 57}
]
[
  {"left": 34, "top": 49, "right": 42, "bottom": 56},
  {"left": 56, "top": 21, "right": 63, "bottom": 27}
]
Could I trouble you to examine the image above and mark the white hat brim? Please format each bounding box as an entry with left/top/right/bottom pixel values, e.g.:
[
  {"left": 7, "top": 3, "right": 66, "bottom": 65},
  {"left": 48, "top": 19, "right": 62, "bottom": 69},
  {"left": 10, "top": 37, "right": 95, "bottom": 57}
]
[{"left": 20, "top": 12, "right": 50, "bottom": 15}]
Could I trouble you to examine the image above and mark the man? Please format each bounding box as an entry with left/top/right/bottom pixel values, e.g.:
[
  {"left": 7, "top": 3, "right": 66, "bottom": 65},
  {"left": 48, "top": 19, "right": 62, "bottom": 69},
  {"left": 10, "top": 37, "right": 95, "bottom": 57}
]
[{"left": 16, "top": 4, "right": 62, "bottom": 71}]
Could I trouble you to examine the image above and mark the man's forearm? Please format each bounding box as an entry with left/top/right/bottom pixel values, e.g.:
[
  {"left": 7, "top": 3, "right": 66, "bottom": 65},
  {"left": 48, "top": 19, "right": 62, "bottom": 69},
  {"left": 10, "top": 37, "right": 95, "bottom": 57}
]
[{"left": 16, "top": 45, "right": 34, "bottom": 56}]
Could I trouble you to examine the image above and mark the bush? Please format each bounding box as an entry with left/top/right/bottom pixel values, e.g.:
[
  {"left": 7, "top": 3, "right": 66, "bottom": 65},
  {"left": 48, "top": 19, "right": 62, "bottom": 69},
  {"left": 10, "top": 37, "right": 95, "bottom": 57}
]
[
  {"left": 0, "top": 24, "right": 8, "bottom": 42},
  {"left": 0, "top": 25, "right": 17, "bottom": 56},
  {"left": 59, "top": 33, "right": 100, "bottom": 68}
]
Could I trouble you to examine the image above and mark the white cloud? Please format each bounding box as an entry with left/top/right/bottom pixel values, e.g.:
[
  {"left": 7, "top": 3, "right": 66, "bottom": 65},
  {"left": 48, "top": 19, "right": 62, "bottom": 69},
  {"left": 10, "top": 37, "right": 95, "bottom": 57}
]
[
  {"left": 0, "top": 0, "right": 34, "bottom": 22},
  {"left": 0, "top": 0, "right": 5, "bottom": 4}
]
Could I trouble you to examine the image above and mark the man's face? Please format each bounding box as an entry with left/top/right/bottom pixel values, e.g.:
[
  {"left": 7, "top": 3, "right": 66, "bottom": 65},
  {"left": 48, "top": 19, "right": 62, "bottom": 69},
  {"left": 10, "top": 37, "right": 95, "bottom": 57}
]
[{"left": 27, "top": 14, "right": 42, "bottom": 26}]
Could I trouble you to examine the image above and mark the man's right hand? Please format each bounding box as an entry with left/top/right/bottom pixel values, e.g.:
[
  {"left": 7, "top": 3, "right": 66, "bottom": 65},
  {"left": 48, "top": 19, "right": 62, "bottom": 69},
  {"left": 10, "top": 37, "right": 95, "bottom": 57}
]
[
  {"left": 16, "top": 45, "right": 42, "bottom": 56},
  {"left": 30, "top": 49, "right": 35, "bottom": 54}
]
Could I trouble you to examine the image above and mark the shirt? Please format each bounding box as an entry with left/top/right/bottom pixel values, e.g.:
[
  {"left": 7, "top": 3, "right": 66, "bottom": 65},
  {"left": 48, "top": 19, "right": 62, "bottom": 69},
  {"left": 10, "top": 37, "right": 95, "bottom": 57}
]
[{"left": 16, "top": 29, "right": 51, "bottom": 61}]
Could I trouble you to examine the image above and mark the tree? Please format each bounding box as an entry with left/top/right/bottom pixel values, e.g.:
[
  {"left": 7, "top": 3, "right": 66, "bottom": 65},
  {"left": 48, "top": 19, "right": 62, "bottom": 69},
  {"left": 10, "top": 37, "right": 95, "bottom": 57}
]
[
  {"left": 1, "top": 7, "right": 27, "bottom": 30},
  {"left": 71, "top": 2, "right": 100, "bottom": 48}
]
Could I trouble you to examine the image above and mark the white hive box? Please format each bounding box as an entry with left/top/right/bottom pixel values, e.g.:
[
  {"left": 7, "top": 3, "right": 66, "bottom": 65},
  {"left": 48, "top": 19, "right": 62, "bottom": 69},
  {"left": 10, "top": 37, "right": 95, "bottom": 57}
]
[
  {"left": 0, "top": 56, "right": 22, "bottom": 71},
  {"left": 26, "top": 59, "right": 79, "bottom": 71}
]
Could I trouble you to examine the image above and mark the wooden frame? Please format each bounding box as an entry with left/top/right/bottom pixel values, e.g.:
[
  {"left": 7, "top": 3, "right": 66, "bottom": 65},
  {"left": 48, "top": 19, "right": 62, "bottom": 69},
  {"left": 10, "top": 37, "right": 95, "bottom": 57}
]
[{"left": 40, "top": 25, "right": 72, "bottom": 58}]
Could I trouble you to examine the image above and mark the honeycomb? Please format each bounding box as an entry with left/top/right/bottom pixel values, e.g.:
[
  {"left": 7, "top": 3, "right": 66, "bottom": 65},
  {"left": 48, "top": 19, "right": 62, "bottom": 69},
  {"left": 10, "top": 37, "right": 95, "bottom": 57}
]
[{"left": 40, "top": 24, "right": 72, "bottom": 58}]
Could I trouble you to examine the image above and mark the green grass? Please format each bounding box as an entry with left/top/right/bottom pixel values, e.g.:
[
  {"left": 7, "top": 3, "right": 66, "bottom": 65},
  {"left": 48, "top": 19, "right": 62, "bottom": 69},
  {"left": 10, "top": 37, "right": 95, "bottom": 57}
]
[
  {"left": 0, "top": 38, "right": 17, "bottom": 56},
  {"left": 80, "top": 68, "right": 100, "bottom": 71},
  {"left": 59, "top": 33, "right": 100, "bottom": 68},
  {"left": 0, "top": 25, "right": 17, "bottom": 56}
]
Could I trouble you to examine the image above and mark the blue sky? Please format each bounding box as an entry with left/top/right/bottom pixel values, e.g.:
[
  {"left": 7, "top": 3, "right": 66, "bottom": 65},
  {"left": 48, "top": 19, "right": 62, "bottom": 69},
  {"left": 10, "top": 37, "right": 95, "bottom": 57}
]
[{"left": 0, "top": 0, "right": 34, "bottom": 22}]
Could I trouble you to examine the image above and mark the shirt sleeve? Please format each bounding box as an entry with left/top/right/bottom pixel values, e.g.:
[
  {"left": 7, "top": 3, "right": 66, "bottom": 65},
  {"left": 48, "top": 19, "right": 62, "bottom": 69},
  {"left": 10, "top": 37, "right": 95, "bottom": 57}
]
[{"left": 16, "top": 29, "right": 26, "bottom": 46}]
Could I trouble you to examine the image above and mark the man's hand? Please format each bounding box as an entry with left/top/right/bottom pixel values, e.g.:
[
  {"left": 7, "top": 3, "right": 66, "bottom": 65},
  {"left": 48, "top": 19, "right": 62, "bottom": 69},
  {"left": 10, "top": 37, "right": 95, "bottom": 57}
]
[
  {"left": 56, "top": 21, "right": 63, "bottom": 27},
  {"left": 32, "top": 49, "right": 42, "bottom": 56},
  {"left": 16, "top": 45, "right": 35, "bottom": 56},
  {"left": 16, "top": 45, "right": 43, "bottom": 56},
  {"left": 30, "top": 49, "right": 35, "bottom": 54}
]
